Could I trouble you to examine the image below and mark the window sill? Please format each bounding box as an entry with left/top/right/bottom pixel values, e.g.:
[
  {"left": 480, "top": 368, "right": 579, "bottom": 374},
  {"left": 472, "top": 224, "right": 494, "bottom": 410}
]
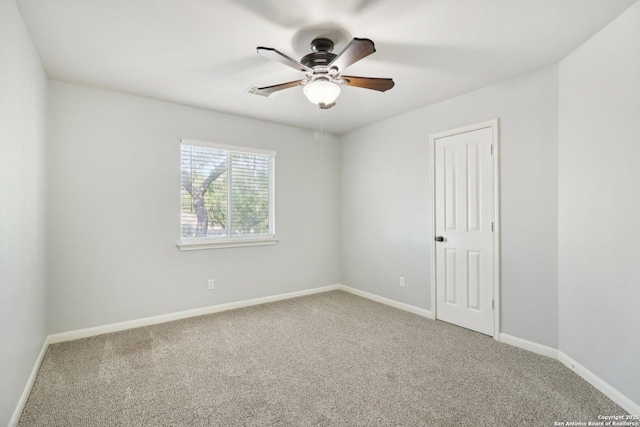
[{"left": 177, "top": 237, "right": 278, "bottom": 251}]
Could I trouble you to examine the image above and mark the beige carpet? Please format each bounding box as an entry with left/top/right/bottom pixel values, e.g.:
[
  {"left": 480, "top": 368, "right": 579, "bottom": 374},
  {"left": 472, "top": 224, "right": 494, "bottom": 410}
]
[{"left": 19, "top": 291, "right": 624, "bottom": 426}]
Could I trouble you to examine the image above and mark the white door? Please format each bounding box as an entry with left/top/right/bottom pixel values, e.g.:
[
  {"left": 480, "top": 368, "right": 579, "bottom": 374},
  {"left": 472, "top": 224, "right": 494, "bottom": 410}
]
[{"left": 433, "top": 126, "right": 495, "bottom": 336}]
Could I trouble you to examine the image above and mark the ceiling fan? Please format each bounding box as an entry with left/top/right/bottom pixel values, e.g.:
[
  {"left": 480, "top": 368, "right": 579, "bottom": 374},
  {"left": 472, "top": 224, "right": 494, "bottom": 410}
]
[{"left": 249, "top": 37, "right": 394, "bottom": 109}]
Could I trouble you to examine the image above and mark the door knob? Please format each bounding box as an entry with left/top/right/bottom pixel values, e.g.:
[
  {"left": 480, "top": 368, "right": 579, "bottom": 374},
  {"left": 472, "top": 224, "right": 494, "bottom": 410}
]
[{"left": 435, "top": 236, "right": 444, "bottom": 242}]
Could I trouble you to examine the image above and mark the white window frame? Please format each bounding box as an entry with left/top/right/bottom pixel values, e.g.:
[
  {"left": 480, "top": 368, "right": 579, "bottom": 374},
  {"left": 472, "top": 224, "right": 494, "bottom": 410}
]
[{"left": 177, "top": 139, "right": 277, "bottom": 251}]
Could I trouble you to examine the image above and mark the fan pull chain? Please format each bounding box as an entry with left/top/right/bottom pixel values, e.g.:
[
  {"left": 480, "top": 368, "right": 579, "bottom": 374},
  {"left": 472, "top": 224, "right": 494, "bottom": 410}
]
[{"left": 321, "top": 108, "right": 324, "bottom": 179}]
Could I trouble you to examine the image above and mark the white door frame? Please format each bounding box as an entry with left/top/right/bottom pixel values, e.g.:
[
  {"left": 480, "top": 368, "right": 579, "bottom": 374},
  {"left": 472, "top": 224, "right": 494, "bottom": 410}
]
[{"left": 429, "top": 119, "right": 501, "bottom": 340}]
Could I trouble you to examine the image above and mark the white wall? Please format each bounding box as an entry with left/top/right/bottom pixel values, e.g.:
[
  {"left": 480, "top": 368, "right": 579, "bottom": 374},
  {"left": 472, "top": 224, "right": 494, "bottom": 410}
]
[
  {"left": 47, "top": 81, "right": 340, "bottom": 333},
  {"left": 0, "top": 0, "right": 48, "bottom": 424},
  {"left": 559, "top": 1, "right": 640, "bottom": 406},
  {"left": 340, "top": 66, "right": 559, "bottom": 348}
]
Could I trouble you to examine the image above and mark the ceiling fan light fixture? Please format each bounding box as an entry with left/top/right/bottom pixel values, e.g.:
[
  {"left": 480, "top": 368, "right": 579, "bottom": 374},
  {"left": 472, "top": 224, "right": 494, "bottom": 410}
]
[
  {"left": 253, "top": 37, "right": 394, "bottom": 106},
  {"left": 303, "top": 80, "right": 341, "bottom": 106}
]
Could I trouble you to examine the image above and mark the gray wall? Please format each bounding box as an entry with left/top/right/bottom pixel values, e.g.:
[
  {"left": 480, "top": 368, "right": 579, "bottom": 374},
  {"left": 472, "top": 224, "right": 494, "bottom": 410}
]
[
  {"left": 47, "top": 81, "right": 340, "bottom": 333},
  {"left": 340, "top": 66, "right": 559, "bottom": 348},
  {"left": 0, "top": 0, "right": 48, "bottom": 424},
  {"left": 558, "top": 1, "right": 640, "bottom": 405}
]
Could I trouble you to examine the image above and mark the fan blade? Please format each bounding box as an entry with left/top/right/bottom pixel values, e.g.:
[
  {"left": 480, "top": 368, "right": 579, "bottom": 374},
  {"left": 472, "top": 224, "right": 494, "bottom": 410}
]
[
  {"left": 327, "top": 38, "right": 376, "bottom": 72},
  {"left": 248, "top": 80, "right": 304, "bottom": 97},
  {"left": 341, "top": 76, "right": 395, "bottom": 92},
  {"left": 257, "top": 47, "right": 313, "bottom": 73}
]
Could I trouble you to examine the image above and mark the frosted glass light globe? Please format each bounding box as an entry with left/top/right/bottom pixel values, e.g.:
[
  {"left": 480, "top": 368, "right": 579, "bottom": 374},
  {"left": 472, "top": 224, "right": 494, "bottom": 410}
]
[{"left": 303, "top": 80, "right": 341, "bottom": 106}]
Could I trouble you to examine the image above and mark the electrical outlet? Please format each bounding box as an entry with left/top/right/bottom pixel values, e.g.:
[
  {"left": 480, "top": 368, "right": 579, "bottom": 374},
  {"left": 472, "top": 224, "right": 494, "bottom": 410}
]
[
  {"left": 399, "top": 277, "right": 405, "bottom": 287},
  {"left": 208, "top": 279, "right": 214, "bottom": 290}
]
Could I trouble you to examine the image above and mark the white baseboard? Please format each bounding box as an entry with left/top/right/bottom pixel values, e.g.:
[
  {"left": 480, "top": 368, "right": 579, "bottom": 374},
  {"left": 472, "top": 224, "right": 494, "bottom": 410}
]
[
  {"left": 337, "top": 284, "right": 434, "bottom": 319},
  {"left": 557, "top": 351, "right": 640, "bottom": 415},
  {"left": 499, "top": 333, "right": 638, "bottom": 415},
  {"left": 49, "top": 284, "right": 341, "bottom": 344},
  {"left": 499, "top": 333, "right": 558, "bottom": 359},
  {"left": 47, "top": 284, "right": 434, "bottom": 344},
  {"left": 9, "top": 336, "right": 50, "bottom": 427}
]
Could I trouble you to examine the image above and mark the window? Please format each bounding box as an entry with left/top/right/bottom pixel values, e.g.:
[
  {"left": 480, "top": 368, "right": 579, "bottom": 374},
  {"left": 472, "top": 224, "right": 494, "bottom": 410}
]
[{"left": 179, "top": 140, "right": 276, "bottom": 250}]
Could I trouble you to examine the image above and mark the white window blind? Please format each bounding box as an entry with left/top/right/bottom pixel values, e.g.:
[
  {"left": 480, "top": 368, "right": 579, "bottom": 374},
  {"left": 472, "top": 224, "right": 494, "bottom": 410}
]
[{"left": 180, "top": 140, "right": 275, "bottom": 247}]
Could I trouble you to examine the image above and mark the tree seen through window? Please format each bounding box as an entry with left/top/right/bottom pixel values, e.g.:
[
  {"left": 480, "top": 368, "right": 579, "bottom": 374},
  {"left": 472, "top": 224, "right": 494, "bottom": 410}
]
[{"left": 181, "top": 144, "right": 273, "bottom": 239}]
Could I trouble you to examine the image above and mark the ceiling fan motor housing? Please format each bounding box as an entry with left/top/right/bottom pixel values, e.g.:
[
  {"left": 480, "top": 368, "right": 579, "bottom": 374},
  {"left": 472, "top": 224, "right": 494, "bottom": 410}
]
[{"left": 301, "top": 38, "right": 337, "bottom": 69}]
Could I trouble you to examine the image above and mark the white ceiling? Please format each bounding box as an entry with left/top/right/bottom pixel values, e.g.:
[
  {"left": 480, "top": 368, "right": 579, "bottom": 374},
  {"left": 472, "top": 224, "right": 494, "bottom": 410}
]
[{"left": 17, "top": 0, "right": 637, "bottom": 134}]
